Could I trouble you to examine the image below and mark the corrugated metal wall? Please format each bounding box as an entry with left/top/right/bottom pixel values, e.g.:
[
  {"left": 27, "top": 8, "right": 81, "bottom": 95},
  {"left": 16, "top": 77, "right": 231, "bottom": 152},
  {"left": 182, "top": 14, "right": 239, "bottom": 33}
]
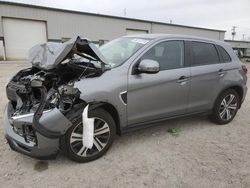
[
  {"left": 246, "top": 49, "right": 250, "bottom": 57},
  {"left": 225, "top": 40, "right": 250, "bottom": 57},
  {"left": 0, "top": 3, "right": 225, "bottom": 41},
  {"left": 0, "top": 3, "right": 226, "bottom": 60}
]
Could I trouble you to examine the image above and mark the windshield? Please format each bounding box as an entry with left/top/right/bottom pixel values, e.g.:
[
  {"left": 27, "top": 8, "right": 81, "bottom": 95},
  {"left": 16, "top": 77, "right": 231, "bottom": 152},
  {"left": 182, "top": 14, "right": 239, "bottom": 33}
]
[{"left": 99, "top": 37, "right": 150, "bottom": 67}]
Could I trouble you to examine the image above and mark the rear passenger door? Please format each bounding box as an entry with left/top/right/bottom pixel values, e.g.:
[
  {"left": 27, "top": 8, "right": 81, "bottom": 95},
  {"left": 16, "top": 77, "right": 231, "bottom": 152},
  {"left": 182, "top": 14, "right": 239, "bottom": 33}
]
[{"left": 188, "top": 41, "right": 229, "bottom": 113}]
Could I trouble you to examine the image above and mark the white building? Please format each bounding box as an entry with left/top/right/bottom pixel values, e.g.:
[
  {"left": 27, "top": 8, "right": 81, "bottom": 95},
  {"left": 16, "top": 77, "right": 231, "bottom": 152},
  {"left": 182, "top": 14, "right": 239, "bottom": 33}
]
[
  {"left": 225, "top": 40, "right": 250, "bottom": 57},
  {"left": 0, "top": 1, "right": 226, "bottom": 60}
]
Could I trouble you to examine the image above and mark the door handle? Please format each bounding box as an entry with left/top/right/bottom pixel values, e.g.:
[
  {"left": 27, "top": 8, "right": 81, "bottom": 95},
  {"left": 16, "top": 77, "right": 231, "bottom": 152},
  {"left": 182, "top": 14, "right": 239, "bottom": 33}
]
[
  {"left": 218, "top": 69, "right": 225, "bottom": 77},
  {"left": 177, "top": 76, "right": 189, "bottom": 84}
]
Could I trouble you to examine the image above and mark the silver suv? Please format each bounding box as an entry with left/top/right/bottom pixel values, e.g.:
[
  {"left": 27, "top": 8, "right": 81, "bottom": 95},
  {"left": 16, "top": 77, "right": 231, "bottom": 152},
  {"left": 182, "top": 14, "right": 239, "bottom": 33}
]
[{"left": 4, "top": 34, "right": 248, "bottom": 162}]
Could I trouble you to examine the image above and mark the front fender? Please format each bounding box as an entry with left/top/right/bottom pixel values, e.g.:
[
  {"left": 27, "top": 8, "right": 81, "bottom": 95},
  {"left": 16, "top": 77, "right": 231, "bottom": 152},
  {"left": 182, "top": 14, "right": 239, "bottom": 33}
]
[{"left": 73, "top": 68, "right": 128, "bottom": 129}]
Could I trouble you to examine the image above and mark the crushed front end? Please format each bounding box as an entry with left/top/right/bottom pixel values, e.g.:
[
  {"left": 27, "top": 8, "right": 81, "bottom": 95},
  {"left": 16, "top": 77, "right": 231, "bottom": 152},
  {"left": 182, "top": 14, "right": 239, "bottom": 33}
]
[
  {"left": 4, "top": 67, "right": 79, "bottom": 159},
  {"left": 3, "top": 36, "right": 108, "bottom": 159}
]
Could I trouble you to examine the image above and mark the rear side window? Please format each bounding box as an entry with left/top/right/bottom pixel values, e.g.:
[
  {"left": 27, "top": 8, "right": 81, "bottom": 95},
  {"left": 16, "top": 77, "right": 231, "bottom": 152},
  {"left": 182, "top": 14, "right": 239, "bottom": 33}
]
[
  {"left": 191, "top": 42, "right": 220, "bottom": 66},
  {"left": 217, "top": 45, "right": 231, "bottom": 63}
]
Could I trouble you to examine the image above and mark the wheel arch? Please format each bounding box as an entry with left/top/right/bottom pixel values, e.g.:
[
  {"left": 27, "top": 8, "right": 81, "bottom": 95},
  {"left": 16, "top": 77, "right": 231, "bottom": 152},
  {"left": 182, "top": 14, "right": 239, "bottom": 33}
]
[
  {"left": 229, "top": 86, "right": 243, "bottom": 102},
  {"left": 90, "top": 102, "right": 121, "bottom": 135},
  {"left": 214, "top": 85, "right": 244, "bottom": 109}
]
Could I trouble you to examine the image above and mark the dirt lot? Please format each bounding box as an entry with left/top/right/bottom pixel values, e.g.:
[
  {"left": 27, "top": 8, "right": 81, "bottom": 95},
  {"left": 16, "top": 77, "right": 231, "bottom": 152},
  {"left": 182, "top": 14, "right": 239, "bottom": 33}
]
[{"left": 0, "top": 61, "right": 249, "bottom": 188}]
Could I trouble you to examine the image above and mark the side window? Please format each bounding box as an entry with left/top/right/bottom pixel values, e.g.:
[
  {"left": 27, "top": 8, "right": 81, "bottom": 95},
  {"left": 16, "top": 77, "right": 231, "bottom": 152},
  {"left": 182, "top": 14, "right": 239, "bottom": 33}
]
[
  {"left": 191, "top": 42, "right": 220, "bottom": 66},
  {"left": 217, "top": 45, "right": 232, "bottom": 63},
  {"left": 141, "top": 41, "right": 184, "bottom": 70}
]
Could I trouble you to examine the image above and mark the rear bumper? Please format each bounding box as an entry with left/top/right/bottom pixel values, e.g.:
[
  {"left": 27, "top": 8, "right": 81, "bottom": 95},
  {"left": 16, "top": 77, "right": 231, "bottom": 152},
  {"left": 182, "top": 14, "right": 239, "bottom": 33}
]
[
  {"left": 242, "top": 85, "right": 248, "bottom": 104},
  {"left": 4, "top": 102, "right": 60, "bottom": 160}
]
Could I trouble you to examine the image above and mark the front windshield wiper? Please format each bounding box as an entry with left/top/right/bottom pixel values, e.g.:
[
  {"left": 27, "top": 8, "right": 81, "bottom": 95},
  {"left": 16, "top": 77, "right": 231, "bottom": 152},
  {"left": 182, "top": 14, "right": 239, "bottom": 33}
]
[
  {"left": 75, "top": 52, "right": 98, "bottom": 62},
  {"left": 75, "top": 51, "right": 112, "bottom": 71}
]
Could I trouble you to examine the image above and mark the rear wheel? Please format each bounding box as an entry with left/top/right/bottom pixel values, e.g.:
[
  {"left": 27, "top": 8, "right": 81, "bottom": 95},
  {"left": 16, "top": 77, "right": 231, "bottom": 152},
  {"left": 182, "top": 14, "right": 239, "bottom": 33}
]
[
  {"left": 211, "top": 89, "right": 240, "bottom": 124},
  {"left": 64, "top": 108, "right": 116, "bottom": 162}
]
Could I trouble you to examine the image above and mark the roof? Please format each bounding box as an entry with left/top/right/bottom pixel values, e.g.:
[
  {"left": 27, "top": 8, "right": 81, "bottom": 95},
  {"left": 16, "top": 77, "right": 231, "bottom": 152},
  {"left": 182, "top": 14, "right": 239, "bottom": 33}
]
[
  {"left": 124, "top": 33, "right": 230, "bottom": 46},
  {"left": 0, "top": 1, "right": 226, "bottom": 33},
  {"left": 125, "top": 33, "right": 219, "bottom": 41}
]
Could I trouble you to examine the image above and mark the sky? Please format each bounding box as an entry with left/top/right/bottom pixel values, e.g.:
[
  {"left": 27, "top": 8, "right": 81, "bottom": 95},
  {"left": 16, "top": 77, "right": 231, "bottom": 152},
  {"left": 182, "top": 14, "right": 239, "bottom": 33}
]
[{"left": 2, "top": 0, "right": 250, "bottom": 40}]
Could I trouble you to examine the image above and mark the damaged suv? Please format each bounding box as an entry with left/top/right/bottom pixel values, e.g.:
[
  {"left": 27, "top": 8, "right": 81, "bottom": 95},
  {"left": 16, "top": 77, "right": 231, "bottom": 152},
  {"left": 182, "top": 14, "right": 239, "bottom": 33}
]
[{"left": 4, "top": 34, "right": 248, "bottom": 162}]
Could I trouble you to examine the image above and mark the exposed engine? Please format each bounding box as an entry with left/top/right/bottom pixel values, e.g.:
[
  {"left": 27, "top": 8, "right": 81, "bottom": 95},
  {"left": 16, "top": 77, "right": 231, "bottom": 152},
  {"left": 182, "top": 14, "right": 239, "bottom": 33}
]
[
  {"left": 6, "top": 59, "right": 103, "bottom": 116},
  {"left": 5, "top": 36, "right": 110, "bottom": 141}
]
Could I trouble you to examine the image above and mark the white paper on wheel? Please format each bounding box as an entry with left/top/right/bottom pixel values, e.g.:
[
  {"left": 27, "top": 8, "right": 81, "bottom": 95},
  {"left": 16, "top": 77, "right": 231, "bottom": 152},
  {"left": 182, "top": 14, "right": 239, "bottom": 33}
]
[{"left": 82, "top": 105, "right": 94, "bottom": 149}]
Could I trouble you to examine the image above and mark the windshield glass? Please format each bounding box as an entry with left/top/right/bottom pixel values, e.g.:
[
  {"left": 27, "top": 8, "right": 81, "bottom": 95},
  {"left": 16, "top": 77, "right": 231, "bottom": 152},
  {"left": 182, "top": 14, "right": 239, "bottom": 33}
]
[{"left": 99, "top": 37, "right": 150, "bottom": 67}]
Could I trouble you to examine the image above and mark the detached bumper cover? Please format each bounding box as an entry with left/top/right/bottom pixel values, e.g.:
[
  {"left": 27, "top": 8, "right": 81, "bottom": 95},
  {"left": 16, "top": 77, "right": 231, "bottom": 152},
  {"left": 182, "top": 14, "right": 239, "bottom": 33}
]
[{"left": 4, "top": 102, "right": 62, "bottom": 160}]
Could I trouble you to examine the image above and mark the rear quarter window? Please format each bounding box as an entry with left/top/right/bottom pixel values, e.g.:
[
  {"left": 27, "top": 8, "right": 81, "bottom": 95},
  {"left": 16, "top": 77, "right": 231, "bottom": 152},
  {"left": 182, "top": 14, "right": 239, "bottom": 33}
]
[{"left": 216, "top": 45, "right": 232, "bottom": 63}]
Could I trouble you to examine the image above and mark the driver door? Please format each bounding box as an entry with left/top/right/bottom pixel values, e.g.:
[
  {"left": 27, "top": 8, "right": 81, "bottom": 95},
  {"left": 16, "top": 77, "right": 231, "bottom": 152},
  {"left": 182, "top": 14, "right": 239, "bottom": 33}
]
[{"left": 127, "top": 40, "right": 191, "bottom": 126}]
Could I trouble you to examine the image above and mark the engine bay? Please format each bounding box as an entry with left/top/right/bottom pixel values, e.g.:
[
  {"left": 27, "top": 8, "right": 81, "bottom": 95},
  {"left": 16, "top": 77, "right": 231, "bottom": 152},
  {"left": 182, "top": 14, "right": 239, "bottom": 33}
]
[
  {"left": 6, "top": 58, "right": 103, "bottom": 117},
  {"left": 6, "top": 36, "right": 110, "bottom": 117}
]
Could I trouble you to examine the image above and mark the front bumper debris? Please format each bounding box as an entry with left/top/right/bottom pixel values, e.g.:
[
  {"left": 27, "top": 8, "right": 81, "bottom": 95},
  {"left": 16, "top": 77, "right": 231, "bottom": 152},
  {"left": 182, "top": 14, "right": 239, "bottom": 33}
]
[{"left": 4, "top": 102, "right": 71, "bottom": 160}]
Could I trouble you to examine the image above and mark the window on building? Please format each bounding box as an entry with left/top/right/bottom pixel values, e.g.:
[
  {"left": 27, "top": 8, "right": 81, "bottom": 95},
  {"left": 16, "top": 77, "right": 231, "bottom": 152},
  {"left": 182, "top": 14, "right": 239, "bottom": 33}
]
[
  {"left": 141, "top": 41, "right": 184, "bottom": 70},
  {"left": 61, "top": 37, "right": 70, "bottom": 43},
  {"left": 126, "top": 29, "right": 148, "bottom": 35},
  {"left": 191, "top": 42, "right": 220, "bottom": 66}
]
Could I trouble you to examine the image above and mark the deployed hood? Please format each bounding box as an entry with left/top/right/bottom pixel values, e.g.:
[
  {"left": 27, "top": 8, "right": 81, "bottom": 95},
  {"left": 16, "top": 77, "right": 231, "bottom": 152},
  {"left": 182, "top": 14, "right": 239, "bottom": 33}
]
[{"left": 28, "top": 36, "right": 108, "bottom": 70}]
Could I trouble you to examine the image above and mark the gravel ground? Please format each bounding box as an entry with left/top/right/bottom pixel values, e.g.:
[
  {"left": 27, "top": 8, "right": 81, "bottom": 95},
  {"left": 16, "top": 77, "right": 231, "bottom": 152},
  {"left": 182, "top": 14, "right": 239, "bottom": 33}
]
[{"left": 0, "top": 61, "right": 249, "bottom": 188}]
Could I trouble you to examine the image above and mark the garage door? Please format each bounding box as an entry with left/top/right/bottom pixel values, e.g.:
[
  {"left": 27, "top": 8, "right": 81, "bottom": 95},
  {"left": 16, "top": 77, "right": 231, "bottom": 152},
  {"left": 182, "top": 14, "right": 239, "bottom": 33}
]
[
  {"left": 126, "top": 29, "right": 148, "bottom": 35},
  {"left": 3, "top": 18, "right": 47, "bottom": 60}
]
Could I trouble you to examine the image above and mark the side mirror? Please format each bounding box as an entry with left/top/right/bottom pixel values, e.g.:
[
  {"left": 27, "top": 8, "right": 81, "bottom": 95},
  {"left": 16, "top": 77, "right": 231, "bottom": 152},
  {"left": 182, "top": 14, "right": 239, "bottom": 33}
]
[{"left": 137, "top": 59, "right": 160, "bottom": 74}]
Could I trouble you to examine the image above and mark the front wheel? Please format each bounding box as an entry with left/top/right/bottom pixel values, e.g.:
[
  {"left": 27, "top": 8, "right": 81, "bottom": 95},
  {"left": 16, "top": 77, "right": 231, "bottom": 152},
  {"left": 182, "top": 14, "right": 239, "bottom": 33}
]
[
  {"left": 211, "top": 89, "right": 240, "bottom": 125},
  {"left": 64, "top": 108, "right": 116, "bottom": 163}
]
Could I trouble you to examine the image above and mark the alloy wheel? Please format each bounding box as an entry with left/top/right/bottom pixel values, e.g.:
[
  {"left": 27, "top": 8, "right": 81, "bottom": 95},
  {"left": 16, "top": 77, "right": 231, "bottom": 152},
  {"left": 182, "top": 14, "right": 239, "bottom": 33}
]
[
  {"left": 69, "top": 118, "right": 110, "bottom": 157},
  {"left": 219, "top": 94, "right": 238, "bottom": 121}
]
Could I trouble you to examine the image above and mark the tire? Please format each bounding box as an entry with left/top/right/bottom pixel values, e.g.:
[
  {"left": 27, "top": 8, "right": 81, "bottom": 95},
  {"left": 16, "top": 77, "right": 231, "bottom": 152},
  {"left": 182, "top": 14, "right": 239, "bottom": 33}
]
[
  {"left": 63, "top": 107, "right": 116, "bottom": 163},
  {"left": 211, "top": 89, "right": 240, "bottom": 125}
]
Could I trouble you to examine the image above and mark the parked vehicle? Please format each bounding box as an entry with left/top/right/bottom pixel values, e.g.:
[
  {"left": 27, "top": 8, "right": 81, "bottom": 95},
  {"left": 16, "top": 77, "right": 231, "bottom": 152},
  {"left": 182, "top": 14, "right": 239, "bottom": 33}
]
[{"left": 4, "top": 34, "right": 248, "bottom": 162}]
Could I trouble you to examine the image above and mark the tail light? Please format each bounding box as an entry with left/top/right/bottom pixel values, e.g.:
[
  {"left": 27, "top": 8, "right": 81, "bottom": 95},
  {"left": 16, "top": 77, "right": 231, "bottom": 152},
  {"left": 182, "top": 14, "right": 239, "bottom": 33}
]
[{"left": 242, "top": 64, "right": 248, "bottom": 75}]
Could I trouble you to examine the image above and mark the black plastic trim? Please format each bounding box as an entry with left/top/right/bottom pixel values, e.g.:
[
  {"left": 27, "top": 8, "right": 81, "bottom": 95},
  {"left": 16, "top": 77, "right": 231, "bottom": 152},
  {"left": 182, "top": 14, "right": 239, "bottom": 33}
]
[
  {"left": 120, "top": 92, "right": 127, "bottom": 105},
  {"left": 122, "top": 111, "right": 211, "bottom": 134},
  {"left": 32, "top": 86, "right": 62, "bottom": 138}
]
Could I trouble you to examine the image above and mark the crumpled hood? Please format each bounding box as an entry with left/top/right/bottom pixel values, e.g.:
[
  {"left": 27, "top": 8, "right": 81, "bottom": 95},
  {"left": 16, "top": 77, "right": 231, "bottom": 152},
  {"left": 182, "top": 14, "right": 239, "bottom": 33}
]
[{"left": 28, "top": 36, "right": 108, "bottom": 70}]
